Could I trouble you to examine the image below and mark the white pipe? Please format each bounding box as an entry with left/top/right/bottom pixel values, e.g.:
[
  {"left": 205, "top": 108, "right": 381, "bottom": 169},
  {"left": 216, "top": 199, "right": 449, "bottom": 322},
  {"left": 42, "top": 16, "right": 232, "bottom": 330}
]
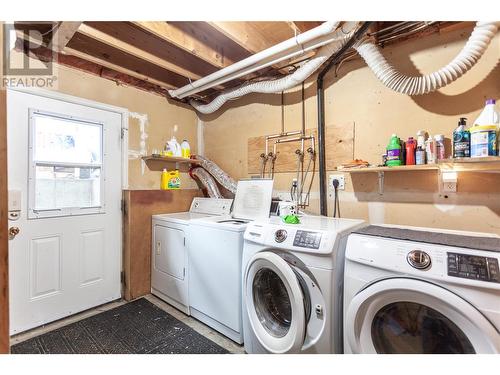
[
  {"left": 191, "top": 22, "right": 360, "bottom": 114},
  {"left": 169, "top": 21, "right": 343, "bottom": 99},
  {"left": 354, "top": 21, "right": 500, "bottom": 95}
]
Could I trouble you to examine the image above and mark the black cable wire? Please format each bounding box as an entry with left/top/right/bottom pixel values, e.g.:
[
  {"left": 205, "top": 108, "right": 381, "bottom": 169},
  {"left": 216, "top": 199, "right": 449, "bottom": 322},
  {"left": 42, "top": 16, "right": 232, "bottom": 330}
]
[{"left": 332, "top": 179, "right": 341, "bottom": 218}]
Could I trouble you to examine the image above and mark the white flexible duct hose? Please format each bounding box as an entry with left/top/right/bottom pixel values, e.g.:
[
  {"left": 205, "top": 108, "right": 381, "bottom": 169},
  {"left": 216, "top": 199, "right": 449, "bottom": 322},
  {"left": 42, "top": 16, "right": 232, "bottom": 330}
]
[
  {"left": 354, "top": 21, "right": 500, "bottom": 95},
  {"left": 191, "top": 22, "right": 360, "bottom": 114}
]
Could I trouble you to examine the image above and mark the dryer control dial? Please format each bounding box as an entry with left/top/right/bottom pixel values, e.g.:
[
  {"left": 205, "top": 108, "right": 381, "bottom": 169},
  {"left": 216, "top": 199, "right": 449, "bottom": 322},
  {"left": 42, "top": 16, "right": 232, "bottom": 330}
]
[
  {"left": 275, "top": 229, "right": 288, "bottom": 243},
  {"left": 407, "top": 250, "right": 432, "bottom": 270}
]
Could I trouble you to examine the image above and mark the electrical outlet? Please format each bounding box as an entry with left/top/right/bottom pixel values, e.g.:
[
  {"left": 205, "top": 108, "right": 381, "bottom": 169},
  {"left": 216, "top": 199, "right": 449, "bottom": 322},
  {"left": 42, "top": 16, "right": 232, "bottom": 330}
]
[
  {"left": 441, "top": 171, "right": 457, "bottom": 193},
  {"left": 329, "top": 175, "right": 345, "bottom": 190}
]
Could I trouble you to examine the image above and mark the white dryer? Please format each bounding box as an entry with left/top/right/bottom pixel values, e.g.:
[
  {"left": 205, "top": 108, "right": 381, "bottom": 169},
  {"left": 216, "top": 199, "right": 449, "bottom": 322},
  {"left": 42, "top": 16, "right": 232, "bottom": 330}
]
[
  {"left": 151, "top": 198, "right": 232, "bottom": 315},
  {"left": 344, "top": 225, "right": 500, "bottom": 354},
  {"left": 242, "top": 216, "right": 365, "bottom": 354}
]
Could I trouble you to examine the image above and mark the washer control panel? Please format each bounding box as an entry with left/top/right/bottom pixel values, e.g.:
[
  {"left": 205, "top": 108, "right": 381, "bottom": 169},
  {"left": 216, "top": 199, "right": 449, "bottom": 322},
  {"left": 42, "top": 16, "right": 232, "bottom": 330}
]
[
  {"left": 447, "top": 252, "right": 500, "bottom": 283},
  {"left": 293, "top": 230, "right": 322, "bottom": 249}
]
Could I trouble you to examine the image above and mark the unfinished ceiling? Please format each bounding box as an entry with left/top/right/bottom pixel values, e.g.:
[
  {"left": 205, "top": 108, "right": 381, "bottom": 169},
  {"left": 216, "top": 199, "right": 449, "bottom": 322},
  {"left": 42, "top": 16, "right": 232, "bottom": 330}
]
[{"left": 13, "top": 21, "right": 470, "bottom": 103}]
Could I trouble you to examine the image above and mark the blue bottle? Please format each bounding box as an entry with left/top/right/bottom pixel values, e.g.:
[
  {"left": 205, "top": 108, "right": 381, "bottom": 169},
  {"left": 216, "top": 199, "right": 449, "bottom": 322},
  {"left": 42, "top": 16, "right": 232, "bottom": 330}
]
[{"left": 453, "top": 117, "right": 470, "bottom": 158}]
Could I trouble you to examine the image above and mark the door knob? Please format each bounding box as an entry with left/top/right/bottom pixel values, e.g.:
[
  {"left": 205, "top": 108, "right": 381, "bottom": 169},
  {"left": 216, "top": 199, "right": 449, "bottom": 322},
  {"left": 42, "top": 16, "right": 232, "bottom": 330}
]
[{"left": 9, "top": 226, "right": 20, "bottom": 240}]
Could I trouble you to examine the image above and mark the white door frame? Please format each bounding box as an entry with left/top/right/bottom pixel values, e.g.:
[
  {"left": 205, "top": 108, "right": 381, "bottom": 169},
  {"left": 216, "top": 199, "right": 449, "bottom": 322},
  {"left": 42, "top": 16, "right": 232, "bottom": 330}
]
[{"left": 7, "top": 87, "right": 130, "bottom": 190}]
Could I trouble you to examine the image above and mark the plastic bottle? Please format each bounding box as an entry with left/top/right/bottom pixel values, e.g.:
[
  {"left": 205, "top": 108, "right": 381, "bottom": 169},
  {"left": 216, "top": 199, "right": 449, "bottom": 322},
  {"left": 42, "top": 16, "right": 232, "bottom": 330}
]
[
  {"left": 416, "top": 130, "right": 426, "bottom": 165},
  {"left": 434, "top": 134, "right": 445, "bottom": 160},
  {"left": 453, "top": 117, "right": 470, "bottom": 158},
  {"left": 181, "top": 139, "right": 191, "bottom": 158},
  {"left": 167, "top": 136, "right": 182, "bottom": 157},
  {"left": 386, "top": 134, "right": 402, "bottom": 166},
  {"left": 425, "top": 134, "right": 436, "bottom": 164},
  {"left": 470, "top": 99, "right": 499, "bottom": 157},
  {"left": 405, "top": 137, "right": 416, "bottom": 165},
  {"left": 160, "top": 168, "right": 169, "bottom": 190}
]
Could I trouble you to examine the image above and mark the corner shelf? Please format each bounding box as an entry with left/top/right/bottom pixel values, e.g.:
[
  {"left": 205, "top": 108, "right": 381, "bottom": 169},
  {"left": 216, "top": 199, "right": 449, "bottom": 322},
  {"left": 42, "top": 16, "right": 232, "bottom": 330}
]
[
  {"left": 340, "top": 156, "right": 500, "bottom": 194},
  {"left": 141, "top": 155, "right": 200, "bottom": 172}
]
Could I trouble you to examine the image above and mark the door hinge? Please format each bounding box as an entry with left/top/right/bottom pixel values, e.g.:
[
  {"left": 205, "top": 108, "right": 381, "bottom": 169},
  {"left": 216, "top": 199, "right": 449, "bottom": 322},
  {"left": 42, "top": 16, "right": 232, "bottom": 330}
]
[
  {"left": 120, "top": 271, "right": 125, "bottom": 285},
  {"left": 121, "top": 199, "right": 127, "bottom": 215},
  {"left": 183, "top": 237, "right": 186, "bottom": 246},
  {"left": 183, "top": 268, "right": 186, "bottom": 278}
]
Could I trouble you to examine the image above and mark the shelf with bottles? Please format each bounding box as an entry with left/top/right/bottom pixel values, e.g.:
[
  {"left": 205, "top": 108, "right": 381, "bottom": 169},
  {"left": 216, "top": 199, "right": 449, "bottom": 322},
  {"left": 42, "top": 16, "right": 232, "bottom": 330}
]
[{"left": 141, "top": 155, "right": 200, "bottom": 172}]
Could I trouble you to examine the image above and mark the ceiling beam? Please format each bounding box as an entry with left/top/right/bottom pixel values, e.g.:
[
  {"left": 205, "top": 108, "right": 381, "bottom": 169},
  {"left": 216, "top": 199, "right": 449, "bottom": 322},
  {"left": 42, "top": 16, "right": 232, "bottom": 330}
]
[
  {"left": 78, "top": 23, "right": 202, "bottom": 81},
  {"left": 64, "top": 47, "right": 176, "bottom": 90},
  {"left": 51, "top": 22, "right": 82, "bottom": 52},
  {"left": 133, "top": 21, "right": 237, "bottom": 69}
]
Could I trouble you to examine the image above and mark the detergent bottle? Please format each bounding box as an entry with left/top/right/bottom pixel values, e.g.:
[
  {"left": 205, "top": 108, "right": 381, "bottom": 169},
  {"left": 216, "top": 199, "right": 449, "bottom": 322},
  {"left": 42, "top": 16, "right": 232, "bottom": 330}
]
[
  {"left": 386, "top": 134, "right": 402, "bottom": 166},
  {"left": 167, "top": 136, "right": 182, "bottom": 157},
  {"left": 470, "top": 99, "right": 499, "bottom": 157},
  {"left": 181, "top": 139, "right": 191, "bottom": 158}
]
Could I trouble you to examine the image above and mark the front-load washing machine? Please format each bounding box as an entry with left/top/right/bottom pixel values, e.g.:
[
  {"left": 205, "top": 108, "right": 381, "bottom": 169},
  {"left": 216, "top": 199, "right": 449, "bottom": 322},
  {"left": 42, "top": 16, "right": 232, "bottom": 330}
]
[
  {"left": 242, "top": 215, "right": 365, "bottom": 354},
  {"left": 344, "top": 225, "right": 500, "bottom": 354}
]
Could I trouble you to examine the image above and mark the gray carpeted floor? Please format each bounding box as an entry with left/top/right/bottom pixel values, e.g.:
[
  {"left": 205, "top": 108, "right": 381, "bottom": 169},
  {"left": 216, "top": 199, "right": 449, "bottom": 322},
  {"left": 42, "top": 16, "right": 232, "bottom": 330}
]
[{"left": 11, "top": 298, "right": 229, "bottom": 354}]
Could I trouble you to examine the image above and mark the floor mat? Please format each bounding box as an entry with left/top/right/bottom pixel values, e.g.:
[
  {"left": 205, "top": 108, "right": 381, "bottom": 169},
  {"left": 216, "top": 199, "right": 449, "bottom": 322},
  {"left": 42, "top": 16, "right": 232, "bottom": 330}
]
[{"left": 11, "top": 298, "right": 229, "bottom": 354}]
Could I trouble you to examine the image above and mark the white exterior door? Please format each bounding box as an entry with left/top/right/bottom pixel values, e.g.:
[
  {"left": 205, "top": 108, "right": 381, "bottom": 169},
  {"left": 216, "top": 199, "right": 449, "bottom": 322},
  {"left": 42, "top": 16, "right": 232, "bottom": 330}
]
[{"left": 7, "top": 89, "right": 124, "bottom": 334}]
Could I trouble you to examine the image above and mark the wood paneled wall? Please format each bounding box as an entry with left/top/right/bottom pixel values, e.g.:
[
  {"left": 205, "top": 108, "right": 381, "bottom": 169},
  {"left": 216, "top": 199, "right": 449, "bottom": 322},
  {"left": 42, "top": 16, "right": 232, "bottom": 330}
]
[
  {"left": 122, "top": 189, "right": 202, "bottom": 301},
  {"left": 0, "top": 88, "right": 9, "bottom": 353}
]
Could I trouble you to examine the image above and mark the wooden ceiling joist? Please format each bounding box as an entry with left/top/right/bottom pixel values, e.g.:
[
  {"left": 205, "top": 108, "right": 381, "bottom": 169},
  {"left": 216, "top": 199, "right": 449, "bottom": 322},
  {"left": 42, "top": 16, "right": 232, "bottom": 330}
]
[
  {"left": 78, "top": 23, "right": 202, "bottom": 82},
  {"left": 133, "top": 21, "right": 242, "bottom": 69},
  {"left": 84, "top": 22, "right": 220, "bottom": 78},
  {"left": 66, "top": 32, "right": 191, "bottom": 89},
  {"left": 51, "top": 22, "right": 82, "bottom": 52}
]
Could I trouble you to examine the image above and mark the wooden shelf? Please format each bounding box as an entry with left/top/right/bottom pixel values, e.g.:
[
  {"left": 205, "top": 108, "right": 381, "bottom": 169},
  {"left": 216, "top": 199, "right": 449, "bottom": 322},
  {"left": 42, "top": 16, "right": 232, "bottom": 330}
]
[
  {"left": 340, "top": 156, "right": 500, "bottom": 194},
  {"left": 343, "top": 164, "right": 439, "bottom": 173},
  {"left": 341, "top": 156, "right": 500, "bottom": 174},
  {"left": 141, "top": 155, "right": 200, "bottom": 172}
]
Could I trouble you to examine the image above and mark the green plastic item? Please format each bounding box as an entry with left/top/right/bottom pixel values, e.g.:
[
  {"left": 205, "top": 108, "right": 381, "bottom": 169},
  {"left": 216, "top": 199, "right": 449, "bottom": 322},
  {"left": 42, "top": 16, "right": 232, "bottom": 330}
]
[
  {"left": 386, "top": 134, "right": 402, "bottom": 166},
  {"left": 282, "top": 215, "right": 300, "bottom": 224}
]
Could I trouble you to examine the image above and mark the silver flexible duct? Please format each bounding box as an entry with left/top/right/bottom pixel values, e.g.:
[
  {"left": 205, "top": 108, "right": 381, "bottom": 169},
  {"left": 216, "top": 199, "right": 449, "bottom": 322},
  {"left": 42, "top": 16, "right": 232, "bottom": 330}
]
[
  {"left": 191, "top": 22, "right": 360, "bottom": 114},
  {"left": 354, "top": 21, "right": 500, "bottom": 95},
  {"left": 194, "top": 155, "right": 238, "bottom": 193},
  {"left": 190, "top": 167, "right": 224, "bottom": 198}
]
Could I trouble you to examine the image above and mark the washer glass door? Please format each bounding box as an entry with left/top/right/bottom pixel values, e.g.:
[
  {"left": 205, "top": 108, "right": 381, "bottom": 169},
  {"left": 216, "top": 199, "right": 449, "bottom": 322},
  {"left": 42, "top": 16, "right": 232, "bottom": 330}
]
[
  {"left": 245, "top": 252, "right": 309, "bottom": 353},
  {"left": 346, "top": 278, "right": 500, "bottom": 354}
]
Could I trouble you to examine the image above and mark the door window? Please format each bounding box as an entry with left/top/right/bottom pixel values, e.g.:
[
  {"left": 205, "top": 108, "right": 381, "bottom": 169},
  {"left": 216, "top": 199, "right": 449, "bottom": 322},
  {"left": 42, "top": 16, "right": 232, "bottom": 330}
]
[
  {"left": 28, "top": 110, "right": 104, "bottom": 218},
  {"left": 252, "top": 268, "right": 292, "bottom": 338},
  {"left": 371, "top": 301, "right": 475, "bottom": 354}
]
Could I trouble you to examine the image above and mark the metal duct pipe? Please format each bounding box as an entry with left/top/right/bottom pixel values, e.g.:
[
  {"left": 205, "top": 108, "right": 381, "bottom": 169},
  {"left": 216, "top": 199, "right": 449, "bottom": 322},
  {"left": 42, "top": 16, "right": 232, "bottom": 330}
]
[
  {"left": 191, "top": 22, "right": 361, "bottom": 114},
  {"left": 316, "top": 22, "right": 373, "bottom": 216},
  {"left": 190, "top": 167, "right": 224, "bottom": 198},
  {"left": 193, "top": 155, "right": 238, "bottom": 193},
  {"left": 354, "top": 21, "right": 500, "bottom": 95},
  {"left": 169, "top": 21, "right": 342, "bottom": 99}
]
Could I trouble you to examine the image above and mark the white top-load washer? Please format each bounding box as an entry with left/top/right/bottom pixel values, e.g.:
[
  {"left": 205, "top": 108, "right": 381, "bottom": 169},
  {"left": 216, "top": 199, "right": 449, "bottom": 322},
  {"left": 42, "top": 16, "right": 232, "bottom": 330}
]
[
  {"left": 188, "top": 179, "right": 274, "bottom": 344},
  {"left": 151, "top": 198, "right": 232, "bottom": 315},
  {"left": 344, "top": 225, "right": 500, "bottom": 354},
  {"left": 242, "top": 215, "right": 365, "bottom": 354}
]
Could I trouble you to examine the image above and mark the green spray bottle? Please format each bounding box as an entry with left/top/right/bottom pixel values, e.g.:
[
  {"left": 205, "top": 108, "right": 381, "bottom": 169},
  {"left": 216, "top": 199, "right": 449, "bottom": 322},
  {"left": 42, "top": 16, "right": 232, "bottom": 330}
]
[{"left": 386, "top": 134, "right": 402, "bottom": 166}]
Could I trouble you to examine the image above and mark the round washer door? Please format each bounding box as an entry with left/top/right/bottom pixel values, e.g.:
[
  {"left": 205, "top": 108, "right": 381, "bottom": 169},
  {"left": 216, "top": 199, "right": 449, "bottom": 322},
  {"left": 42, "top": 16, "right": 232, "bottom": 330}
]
[
  {"left": 346, "top": 278, "right": 500, "bottom": 354},
  {"left": 245, "top": 252, "right": 307, "bottom": 353}
]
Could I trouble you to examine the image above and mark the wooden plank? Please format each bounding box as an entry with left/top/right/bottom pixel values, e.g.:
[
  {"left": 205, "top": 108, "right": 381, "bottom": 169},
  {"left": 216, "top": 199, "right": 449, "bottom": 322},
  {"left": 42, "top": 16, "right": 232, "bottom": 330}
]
[
  {"left": 78, "top": 23, "right": 202, "bottom": 82},
  {"left": 291, "top": 21, "right": 323, "bottom": 33},
  {"left": 0, "top": 84, "right": 9, "bottom": 353},
  {"left": 133, "top": 21, "right": 245, "bottom": 69},
  {"left": 64, "top": 47, "right": 176, "bottom": 90},
  {"left": 208, "top": 21, "right": 294, "bottom": 54},
  {"left": 84, "top": 22, "right": 219, "bottom": 78},
  {"left": 67, "top": 33, "right": 191, "bottom": 89},
  {"left": 122, "top": 189, "right": 202, "bottom": 301},
  {"left": 247, "top": 123, "right": 354, "bottom": 174},
  {"left": 51, "top": 21, "right": 82, "bottom": 52}
]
